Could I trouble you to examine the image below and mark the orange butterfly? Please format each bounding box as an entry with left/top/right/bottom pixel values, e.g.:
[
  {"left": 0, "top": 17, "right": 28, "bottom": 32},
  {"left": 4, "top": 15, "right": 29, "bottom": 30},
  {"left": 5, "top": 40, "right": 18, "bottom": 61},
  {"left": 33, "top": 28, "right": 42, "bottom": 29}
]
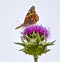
[{"left": 15, "top": 6, "right": 39, "bottom": 29}]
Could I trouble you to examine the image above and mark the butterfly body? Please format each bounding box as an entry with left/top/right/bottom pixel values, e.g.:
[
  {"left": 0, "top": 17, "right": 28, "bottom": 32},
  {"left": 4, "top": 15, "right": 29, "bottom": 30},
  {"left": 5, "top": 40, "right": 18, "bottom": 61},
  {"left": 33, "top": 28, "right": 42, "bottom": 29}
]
[{"left": 15, "top": 6, "right": 39, "bottom": 29}]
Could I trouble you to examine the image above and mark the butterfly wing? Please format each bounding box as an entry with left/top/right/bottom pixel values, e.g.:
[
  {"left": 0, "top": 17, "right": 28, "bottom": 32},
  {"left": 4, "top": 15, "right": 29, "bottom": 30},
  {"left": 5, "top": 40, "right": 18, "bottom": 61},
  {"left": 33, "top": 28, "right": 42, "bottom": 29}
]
[
  {"left": 24, "top": 6, "right": 39, "bottom": 25},
  {"left": 15, "top": 6, "right": 39, "bottom": 29}
]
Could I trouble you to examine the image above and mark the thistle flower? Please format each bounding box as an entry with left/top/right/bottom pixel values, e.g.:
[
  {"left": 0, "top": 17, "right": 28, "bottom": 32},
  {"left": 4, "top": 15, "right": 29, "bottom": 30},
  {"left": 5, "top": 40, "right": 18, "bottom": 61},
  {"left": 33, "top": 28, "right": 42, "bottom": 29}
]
[
  {"left": 15, "top": 25, "right": 55, "bottom": 62},
  {"left": 23, "top": 25, "right": 49, "bottom": 40}
]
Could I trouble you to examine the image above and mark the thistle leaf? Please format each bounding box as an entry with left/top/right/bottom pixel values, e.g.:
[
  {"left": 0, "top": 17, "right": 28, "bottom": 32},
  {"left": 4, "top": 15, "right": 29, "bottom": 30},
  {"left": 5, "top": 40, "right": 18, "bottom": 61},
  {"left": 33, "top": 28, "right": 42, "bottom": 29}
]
[
  {"left": 44, "top": 49, "right": 50, "bottom": 53},
  {"left": 31, "top": 32, "right": 37, "bottom": 39},
  {"left": 40, "top": 35, "right": 45, "bottom": 41},
  {"left": 36, "top": 37, "right": 40, "bottom": 44},
  {"left": 35, "top": 32, "right": 41, "bottom": 43},
  {"left": 14, "top": 42, "right": 26, "bottom": 46},
  {"left": 43, "top": 40, "right": 55, "bottom": 47},
  {"left": 25, "top": 35, "right": 31, "bottom": 43},
  {"left": 19, "top": 48, "right": 25, "bottom": 51}
]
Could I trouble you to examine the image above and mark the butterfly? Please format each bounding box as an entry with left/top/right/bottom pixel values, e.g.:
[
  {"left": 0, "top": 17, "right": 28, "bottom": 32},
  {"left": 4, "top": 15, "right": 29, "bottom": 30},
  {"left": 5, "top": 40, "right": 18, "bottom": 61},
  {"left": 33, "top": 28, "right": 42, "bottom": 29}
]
[{"left": 15, "top": 6, "right": 39, "bottom": 29}]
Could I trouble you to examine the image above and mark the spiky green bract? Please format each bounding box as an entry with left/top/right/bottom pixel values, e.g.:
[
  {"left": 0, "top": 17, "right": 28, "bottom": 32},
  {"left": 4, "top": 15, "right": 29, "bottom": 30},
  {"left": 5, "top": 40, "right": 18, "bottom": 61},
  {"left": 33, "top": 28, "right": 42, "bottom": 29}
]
[{"left": 15, "top": 32, "right": 55, "bottom": 56}]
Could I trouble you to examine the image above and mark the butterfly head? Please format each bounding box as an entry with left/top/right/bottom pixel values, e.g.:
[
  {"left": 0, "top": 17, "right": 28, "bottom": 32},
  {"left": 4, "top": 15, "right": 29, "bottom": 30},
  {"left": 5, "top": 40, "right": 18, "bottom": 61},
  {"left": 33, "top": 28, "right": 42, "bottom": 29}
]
[
  {"left": 31, "top": 6, "right": 35, "bottom": 11},
  {"left": 26, "top": 6, "right": 35, "bottom": 16}
]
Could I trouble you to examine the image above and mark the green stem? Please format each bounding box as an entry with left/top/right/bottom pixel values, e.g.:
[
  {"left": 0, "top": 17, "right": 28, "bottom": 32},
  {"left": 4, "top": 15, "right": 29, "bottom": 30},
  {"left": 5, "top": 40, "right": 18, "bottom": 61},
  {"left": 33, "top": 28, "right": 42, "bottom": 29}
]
[{"left": 34, "top": 55, "right": 38, "bottom": 62}]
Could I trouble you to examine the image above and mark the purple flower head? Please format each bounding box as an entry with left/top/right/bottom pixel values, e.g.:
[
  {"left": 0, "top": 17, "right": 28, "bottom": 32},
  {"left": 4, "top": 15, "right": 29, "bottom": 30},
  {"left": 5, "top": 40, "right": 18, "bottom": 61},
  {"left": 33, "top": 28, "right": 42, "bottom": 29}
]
[{"left": 23, "top": 25, "right": 50, "bottom": 40}]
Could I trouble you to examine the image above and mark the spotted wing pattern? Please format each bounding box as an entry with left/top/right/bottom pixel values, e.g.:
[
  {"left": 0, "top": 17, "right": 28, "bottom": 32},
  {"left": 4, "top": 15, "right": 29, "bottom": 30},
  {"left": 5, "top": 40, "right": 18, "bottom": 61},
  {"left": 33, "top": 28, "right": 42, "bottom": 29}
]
[{"left": 15, "top": 6, "right": 39, "bottom": 29}]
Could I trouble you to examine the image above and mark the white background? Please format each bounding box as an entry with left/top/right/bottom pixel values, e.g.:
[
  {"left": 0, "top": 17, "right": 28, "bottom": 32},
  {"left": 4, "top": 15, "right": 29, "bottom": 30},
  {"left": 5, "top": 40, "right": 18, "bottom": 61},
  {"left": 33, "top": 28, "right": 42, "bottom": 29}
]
[{"left": 0, "top": 0, "right": 60, "bottom": 62}]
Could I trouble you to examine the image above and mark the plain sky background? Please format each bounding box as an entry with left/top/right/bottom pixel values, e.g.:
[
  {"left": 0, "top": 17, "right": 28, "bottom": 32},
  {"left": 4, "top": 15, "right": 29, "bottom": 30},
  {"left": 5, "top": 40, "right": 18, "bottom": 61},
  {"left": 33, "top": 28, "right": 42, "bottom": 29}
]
[{"left": 0, "top": 0, "right": 60, "bottom": 62}]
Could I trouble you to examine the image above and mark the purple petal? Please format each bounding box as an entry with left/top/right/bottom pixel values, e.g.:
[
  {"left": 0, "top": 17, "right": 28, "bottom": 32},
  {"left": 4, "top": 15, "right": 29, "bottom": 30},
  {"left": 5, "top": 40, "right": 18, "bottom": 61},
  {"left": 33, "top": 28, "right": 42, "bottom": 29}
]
[{"left": 23, "top": 25, "right": 50, "bottom": 40}]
